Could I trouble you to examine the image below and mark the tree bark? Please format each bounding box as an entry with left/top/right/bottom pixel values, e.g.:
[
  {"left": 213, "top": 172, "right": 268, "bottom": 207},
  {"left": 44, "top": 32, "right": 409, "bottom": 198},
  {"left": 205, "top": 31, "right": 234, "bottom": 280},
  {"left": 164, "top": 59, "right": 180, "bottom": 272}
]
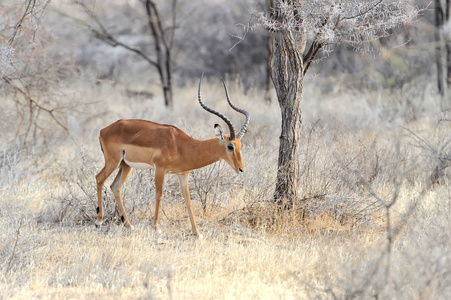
[
  {"left": 435, "top": 0, "right": 445, "bottom": 96},
  {"left": 272, "top": 30, "right": 306, "bottom": 208},
  {"left": 446, "top": 0, "right": 451, "bottom": 89},
  {"left": 265, "top": 0, "right": 275, "bottom": 103},
  {"left": 447, "top": 42, "right": 451, "bottom": 88}
]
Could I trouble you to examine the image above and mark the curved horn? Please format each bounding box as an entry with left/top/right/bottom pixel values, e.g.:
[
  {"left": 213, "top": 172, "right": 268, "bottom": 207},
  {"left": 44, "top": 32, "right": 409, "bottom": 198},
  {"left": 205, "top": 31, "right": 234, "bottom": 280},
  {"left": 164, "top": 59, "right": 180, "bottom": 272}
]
[
  {"left": 198, "top": 73, "right": 236, "bottom": 140},
  {"left": 221, "top": 77, "right": 251, "bottom": 139}
]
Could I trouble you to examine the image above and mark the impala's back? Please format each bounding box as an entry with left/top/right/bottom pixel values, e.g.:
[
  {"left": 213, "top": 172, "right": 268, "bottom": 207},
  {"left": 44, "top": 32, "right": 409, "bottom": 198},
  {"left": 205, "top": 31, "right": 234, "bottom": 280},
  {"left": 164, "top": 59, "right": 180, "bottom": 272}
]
[{"left": 100, "top": 119, "right": 187, "bottom": 170}]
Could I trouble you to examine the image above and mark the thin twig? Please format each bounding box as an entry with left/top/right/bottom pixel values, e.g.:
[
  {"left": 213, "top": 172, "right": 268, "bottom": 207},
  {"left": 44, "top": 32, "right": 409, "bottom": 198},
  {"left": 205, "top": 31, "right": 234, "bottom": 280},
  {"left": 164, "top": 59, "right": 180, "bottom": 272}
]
[
  {"left": 2, "top": 75, "right": 76, "bottom": 144},
  {"left": 6, "top": 219, "right": 24, "bottom": 274}
]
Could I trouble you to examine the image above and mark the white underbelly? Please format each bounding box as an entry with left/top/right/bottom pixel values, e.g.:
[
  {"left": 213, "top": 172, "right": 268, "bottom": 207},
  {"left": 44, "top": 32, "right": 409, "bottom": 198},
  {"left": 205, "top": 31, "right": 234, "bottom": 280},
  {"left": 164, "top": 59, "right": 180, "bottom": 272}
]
[{"left": 124, "top": 157, "right": 154, "bottom": 170}]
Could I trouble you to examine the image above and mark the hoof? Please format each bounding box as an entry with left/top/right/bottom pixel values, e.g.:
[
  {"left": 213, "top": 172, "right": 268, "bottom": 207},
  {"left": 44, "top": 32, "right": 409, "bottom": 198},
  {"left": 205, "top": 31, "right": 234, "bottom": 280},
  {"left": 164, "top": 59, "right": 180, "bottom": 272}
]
[
  {"left": 94, "top": 221, "right": 103, "bottom": 228},
  {"left": 124, "top": 221, "right": 134, "bottom": 231},
  {"left": 196, "top": 234, "right": 203, "bottom": 239}
]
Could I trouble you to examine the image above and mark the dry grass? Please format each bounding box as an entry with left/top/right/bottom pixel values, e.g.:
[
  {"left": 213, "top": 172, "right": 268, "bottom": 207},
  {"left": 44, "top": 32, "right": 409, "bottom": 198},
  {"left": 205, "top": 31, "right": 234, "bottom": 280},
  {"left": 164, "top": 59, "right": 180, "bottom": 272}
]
[{"left": 1, "top": 77, "right": 450, "bottom": 299}]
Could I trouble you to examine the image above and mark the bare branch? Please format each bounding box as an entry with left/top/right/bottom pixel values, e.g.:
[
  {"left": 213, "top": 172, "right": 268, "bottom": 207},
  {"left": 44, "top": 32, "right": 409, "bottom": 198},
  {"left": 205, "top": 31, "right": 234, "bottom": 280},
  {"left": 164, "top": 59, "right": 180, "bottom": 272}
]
[
  {"left": 57, "top": 4, "right": 160, "bottom": 69},
  {"left": 3, "top": 75, "right": 71, "bottom": 139},
  {"left": 8, "top": 0, "right": 37, "bottom": 45},
  {"left": 339, "top": 0, "right": 384, "bottom": 21}
]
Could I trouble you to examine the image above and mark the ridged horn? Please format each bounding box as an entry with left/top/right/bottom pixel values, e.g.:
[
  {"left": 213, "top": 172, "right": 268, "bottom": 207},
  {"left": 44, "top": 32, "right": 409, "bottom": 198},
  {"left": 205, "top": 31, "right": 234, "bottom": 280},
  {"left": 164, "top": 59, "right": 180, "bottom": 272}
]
[
  {"left": 198, "top": 73, "right": 237, "bottom": 140},
  {"left": 221, "top": 77, "right": 251, "bottom": 139}
]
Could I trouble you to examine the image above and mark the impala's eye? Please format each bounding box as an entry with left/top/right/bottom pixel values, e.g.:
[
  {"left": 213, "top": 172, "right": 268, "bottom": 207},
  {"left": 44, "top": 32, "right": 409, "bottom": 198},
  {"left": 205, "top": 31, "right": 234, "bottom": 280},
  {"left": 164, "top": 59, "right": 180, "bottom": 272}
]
[{"left": 227, "top": 144, "right": 235, "bottom": 152}]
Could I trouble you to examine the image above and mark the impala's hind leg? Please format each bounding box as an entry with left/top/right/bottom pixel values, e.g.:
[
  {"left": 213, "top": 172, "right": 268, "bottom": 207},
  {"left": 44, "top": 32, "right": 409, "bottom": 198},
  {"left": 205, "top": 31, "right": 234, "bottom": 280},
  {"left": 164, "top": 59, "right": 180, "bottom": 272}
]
[
  {"left": 111, "top": 161, "right": 133, "bottom": 228},
  {"left": 95, "top": 163, "right": 116, "bottom": 227}
]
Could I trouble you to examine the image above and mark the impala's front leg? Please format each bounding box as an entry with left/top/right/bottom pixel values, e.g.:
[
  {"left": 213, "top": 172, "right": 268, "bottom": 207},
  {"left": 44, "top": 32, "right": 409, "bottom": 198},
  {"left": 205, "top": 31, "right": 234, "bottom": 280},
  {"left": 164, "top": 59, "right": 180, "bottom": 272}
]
[
  {"left": 178, "top": 173, "right": 201, "bottom": 237},
  {"left": 153, "top": 169, "right": 165, "bottom": 233}
]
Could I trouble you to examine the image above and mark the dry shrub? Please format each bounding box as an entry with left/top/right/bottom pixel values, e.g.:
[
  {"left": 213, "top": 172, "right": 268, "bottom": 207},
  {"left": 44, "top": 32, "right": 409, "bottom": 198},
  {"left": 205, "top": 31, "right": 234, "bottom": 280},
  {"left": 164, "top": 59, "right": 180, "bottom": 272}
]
[{"left": 1, "top": 1, "right": 79, "bottom": 147}]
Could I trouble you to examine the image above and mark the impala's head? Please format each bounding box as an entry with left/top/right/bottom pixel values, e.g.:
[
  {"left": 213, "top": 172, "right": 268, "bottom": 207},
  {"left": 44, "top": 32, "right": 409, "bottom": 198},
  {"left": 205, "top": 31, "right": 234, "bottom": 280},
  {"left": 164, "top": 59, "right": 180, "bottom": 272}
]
[
  {"left": 214, "top": 124, "right": 244, "bottom": 173},
  {"left": 198, "top": 73, "right": 250, "bottom": 173}
]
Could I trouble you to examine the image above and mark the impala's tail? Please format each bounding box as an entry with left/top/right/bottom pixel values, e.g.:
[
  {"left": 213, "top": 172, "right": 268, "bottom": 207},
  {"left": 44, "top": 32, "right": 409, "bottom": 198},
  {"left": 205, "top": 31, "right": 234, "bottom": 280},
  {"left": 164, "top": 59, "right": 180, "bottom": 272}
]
[{"left": 99, "top": 137, "right": 104, "bottom": 153}]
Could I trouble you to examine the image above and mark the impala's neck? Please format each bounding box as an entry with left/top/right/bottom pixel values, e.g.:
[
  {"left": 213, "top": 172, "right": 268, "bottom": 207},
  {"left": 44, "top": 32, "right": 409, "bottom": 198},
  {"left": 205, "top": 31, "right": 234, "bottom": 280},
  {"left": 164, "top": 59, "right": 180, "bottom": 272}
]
[{"left": 181, "top": 138, "right": 224, "bottom": 171}]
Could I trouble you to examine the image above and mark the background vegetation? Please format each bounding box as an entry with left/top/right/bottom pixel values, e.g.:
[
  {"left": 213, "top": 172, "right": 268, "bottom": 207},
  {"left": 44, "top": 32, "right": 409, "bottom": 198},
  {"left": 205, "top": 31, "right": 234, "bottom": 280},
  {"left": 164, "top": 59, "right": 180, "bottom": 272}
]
[{"left": 1, "top": 0, "right": 450, "bottom": 298}]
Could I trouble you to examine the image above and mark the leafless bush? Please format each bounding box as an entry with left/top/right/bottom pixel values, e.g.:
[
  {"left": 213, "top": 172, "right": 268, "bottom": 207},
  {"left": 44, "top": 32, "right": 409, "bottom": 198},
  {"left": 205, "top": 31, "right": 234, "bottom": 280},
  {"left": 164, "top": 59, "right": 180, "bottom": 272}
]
[
  {"left": 0, "top": 148, "right": 23, "bottom": 185},
  {"left": 1, "top": 0, "right": 76, "bottom": 146},
  {"left": 38, "top": 154, "right": 97, "bottom": 225},
  {"left": 190, "top": 161, "right": 243, "bottom": 212}
]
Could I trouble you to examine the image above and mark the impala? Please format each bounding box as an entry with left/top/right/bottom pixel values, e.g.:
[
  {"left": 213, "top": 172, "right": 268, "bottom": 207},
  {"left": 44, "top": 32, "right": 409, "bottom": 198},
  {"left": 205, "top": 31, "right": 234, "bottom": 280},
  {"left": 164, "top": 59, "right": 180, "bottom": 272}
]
[{"left": 95, "top": 74, "right": 250, "bottom": 237}]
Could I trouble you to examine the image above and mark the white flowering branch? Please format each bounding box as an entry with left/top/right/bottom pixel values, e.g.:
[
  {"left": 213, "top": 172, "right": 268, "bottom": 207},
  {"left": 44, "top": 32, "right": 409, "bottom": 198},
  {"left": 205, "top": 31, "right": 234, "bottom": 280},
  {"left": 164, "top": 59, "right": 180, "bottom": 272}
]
[{"left": 258, "top": 0, "right": 419, "bottom": 72}]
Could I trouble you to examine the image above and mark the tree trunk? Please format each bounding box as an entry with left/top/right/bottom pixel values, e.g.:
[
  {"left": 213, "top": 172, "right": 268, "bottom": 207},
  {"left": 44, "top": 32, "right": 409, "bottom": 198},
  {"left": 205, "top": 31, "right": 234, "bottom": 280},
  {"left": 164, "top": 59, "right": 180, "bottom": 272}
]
[
  {"left": 265, "top": 30, "right": 275, "bottom": 103},
  {"left": 446, "top": 0, "right": 451, "bottom": 89},
  {"left": 157, "top": 40, "right": 173, "bottom": 107},
  {"left": 163, "top": 83, "right": 173, "bottom": 107},
  {"left": 264, "top": 0, "right": 275, "bottom": 103},
  {"left": 435, "top": 0, "right": 445, "bottom": 96},
  {"left": 447, "top": 42, "right": 451, "bottom": 89},
  {"left": 272, "top": 30, "right": 306, "bottom": 208},
  {"left": 145, "top": 0, "right": 174, "bottom": 108}
]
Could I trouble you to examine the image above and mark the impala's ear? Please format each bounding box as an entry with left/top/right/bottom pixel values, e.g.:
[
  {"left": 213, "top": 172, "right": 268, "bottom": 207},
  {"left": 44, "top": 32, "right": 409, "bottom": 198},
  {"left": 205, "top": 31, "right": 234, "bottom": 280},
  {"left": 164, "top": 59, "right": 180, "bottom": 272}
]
[{"left": 214, "top": 124, "right": 224, "bottom": 142}]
